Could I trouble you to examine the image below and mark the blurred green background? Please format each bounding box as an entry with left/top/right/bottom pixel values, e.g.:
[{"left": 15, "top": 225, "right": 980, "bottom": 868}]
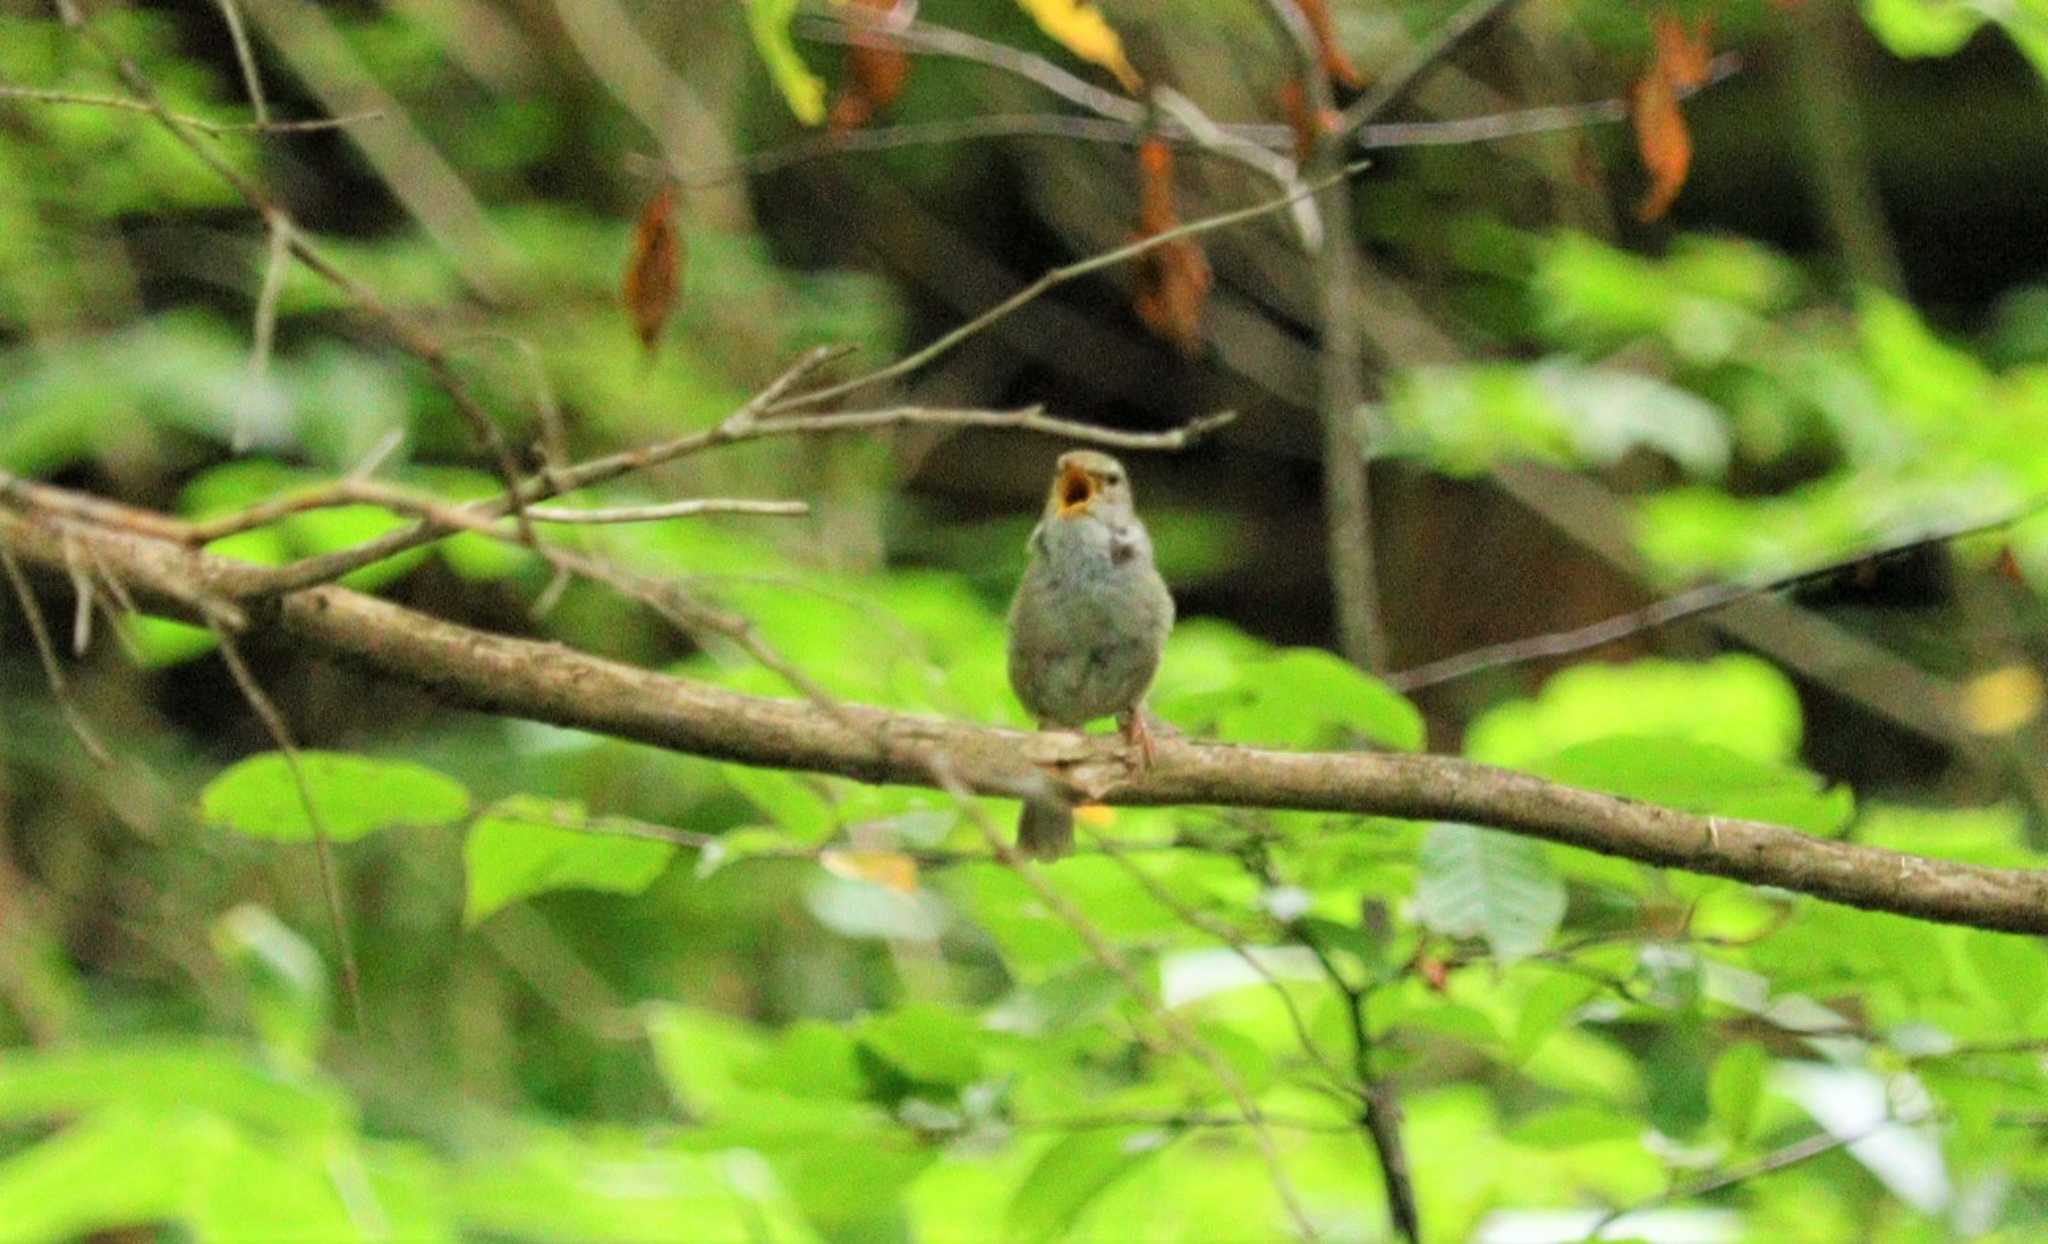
[{"left": 7, "top": 0, "right": 2048, "bottom": 1240}]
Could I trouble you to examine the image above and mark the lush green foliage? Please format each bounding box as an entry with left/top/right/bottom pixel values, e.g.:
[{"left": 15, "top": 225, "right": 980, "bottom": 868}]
[{"left": 7, "top": 3, "right": 2048, "bottom": 1243}]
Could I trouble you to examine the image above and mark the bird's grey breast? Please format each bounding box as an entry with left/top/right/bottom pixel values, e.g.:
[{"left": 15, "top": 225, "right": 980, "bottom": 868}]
[
  {"left": 1028, "top": 517, "right": 1159, "bottom": 620},
  {"left": 1009, "top": 513, "right": 1173, "bottom": 726}
]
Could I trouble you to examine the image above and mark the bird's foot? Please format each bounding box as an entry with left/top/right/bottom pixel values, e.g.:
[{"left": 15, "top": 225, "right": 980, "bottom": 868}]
[{"left": 1118, "top": 707, "right": 1159, "bottom": 769}]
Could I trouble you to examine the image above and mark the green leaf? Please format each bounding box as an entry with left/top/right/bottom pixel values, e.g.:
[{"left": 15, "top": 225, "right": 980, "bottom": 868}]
[
  {"left": 463, "top": 795, "right": 676, "bottom": 925},
  {"left": 1414, "top": 823, "right": 1566, "bottom": 961},
  {"left": 1511, "top": 974, "right": 1601, "bottom": 1062},
  {"left": 201, "top": 751, "right": 471, "bottom": 842},
  {"left": 1708, "top": 1041, "right": 1769, "bottom": 1145},
  {"left": 751, "top": 1021, "right": 869, "bottom": 1100},
  {"left": 453, "top": 1130, "right": 762, "bottom": 1244},
  {"left": 128, "top": 613, "right": 220, "bottom": 667},
  {"left": 0, "top": 1108, "right": 207, "bottom": 1241},
  {"left": 1531, "top": 737, "right": 1853, "bottom": 834},
  {"left": 1644, "top": 1023, "right": 1712, "bottom": 1139},
  {"left": 1505, "top": 1102, "right": 1640, "bottom": 1148},
  {"left": 643, "top": 1004, "right": 767, "bottom": 1117},
  {"left": 744, "top": 0, "right": 826, "bottom": 125},
  {"left": 1862, "top": 0, "right": 1984, "bottom": 59},
  {"left": 1217, "top": 647, "right": 1424, "bottom": 751},
  {"left": 772, "top": 1138, "right": 928, "bottom": 1244},
  {"left": 858, "top": 1003, "right": 985, "bottom": 1088},
  {"left": 1466, "top": 656, "right": 1805, "bottom": 767},
  {"left": 1855, "top": 803, "right": 2043, "bottom": 868},
  {"left": 1005, "top": 1128, "right": 1164, "bottom": 1244},
  {"left": 1960, "top": 928, "right": 2048, "bottom": 1031},
  {"left": 719, "top": 764, "right": 841, "bottom": 842},
  {"left": 0, "top": 1041, "right": 352, "bottom": 1132},
  {"left": 1858, "top": 290, "right": 1994, "bottom": 428}
]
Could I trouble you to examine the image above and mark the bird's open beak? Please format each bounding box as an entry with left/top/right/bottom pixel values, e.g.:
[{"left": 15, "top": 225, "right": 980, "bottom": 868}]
[{"left": 1055, "top": 462, "right": 1097, "bottom": 517}]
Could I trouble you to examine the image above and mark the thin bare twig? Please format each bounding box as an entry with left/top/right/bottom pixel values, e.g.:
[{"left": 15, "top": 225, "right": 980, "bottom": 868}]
[
  {"left": 797, "top": 16, "right": 1144, "bottom": 126},
  {"left": 666, "top": 52, "right": 1742, "bottom": 187},
  {"left": 62, "top": 534, "right": 94, "bottom": 658},
  {"left": 224, "top": 403, "right": 1235, "bottom": 593},
  {"left": 939, "top": 773, "right": 1323, "bottom": 1242},
  {"left": 45, "top": 7, "right": 536, "bottom": 542},
  {"left": 1337, "top": 0, "right": 1528, "bottom": 135},
  {"left": 769, "top": 162, "right": 1368, "bottom": 413},
  {"left": 0, "top": 542, "right": 111, "bottom": 767},
  {"left": 449, "top": 334, "right": 570, "bottom": 478},
  {"left": 1388, "top": 491, "right": 2048, "bottom": 692},
  {"left": 512, "top": 799, "right": 1198, "bottom": 867},
  {"left": 1584, "top": 1114, "right": 1921, "bottom": 1239},
  {"left": 670, "top": 113, "right": 1160, "bottom": 185},
  {"left": 1357, "top": 55, "right": 1741, "bottom": 150},
  {"left": 213, "top": 0, "right": 269, "bottom": 126},
  {"left": 177, "top": 477, "right": 808, "bottom": 546},
  {"left": 1017, "top": 1110, "right": 1358, "bottom": 1135},
  {"left": 525, "top": 499, "right": 809, "bottom": 523},
  {"left": 0, "top": 84, "right": 380, "bottom": 134},
  {"left": 1287, "top": 906, "right": 1419, "bottom": 1242},
  {"left": 235, "top": 220, "right": 292, "bottom": 451},
  {"left": 1084, "top": 826, "right": 1350, "bottom": 1091},
  {"left": 207, "top": 621, "right": 365, "bottom": 1031}
]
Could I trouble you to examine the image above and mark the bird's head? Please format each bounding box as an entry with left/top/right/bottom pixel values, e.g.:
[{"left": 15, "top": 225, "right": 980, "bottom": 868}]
[{"left": 1046, "top": 450, "right": 1135, "bottom": 523}]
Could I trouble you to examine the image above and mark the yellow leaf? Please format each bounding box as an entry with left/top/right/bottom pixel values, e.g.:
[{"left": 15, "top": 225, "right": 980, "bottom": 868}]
[
  {"left": 746, "top": 0, "right": 827, "bottom": 125},
  {"left": 1960, "top": 665, "right": 2045, "bottom": 736},
  {"left": 821, "top": 848, "right": 921, "bottom": 893},
  {"left": 1014, "top": 0, "right": 1142, "bottom": 93}
]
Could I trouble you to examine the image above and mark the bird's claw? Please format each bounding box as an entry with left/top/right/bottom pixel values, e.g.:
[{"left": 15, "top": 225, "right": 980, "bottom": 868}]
[{"left": 1119, "top": 708, "right": 1157, "bottom": 770}]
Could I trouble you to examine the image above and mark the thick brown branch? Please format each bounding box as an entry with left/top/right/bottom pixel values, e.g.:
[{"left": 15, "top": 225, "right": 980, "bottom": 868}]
[{"left": 5, "top": 511, "right": 2048, "bottom": 935}]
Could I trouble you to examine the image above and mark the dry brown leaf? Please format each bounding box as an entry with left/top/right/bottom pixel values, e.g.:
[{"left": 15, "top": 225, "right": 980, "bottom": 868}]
[
  {"left": 1130, "top": 138, "right": 1211, "bottom": 355},
  {"left": 1294, "top": 0, "right": 1366, "bottom": 90},
  {"left": 622, "top": 183, "right": 682, "bottom": 355},
  {"left": 828, "top": 0, "right": 911, "bottom": 132}
]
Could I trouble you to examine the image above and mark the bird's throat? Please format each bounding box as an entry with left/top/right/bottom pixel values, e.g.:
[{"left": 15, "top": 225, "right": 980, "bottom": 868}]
[{"left": 1055, "top": 463, "right": 1096, "bottom": 517}]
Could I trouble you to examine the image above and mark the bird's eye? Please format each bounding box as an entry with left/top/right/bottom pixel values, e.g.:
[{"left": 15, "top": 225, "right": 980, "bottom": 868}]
[{"left": 1104, "top": 472, "right": 1122, "bottom": 486}]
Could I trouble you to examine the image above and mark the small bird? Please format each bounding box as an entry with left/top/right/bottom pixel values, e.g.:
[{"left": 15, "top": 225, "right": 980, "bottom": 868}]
[{"left": 1007, "top": 450, "right": 1175, "bottom": 858}]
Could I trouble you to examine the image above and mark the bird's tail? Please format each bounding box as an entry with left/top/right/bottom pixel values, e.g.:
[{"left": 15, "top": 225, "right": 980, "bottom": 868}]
[{"left": 1016, "top": 799, "right": 1074, "bottom": 860}]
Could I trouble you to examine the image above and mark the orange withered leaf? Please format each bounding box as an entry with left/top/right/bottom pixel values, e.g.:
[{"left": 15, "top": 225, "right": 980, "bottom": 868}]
[
  {"left": 1130, "top": 138, "right": 1211, "bottom": 355},
  {"left": 622, "top": 182, "right": 682, "bottom": 355},
  {"left": 1629, "top": 68, "right": 1690, "bottom": 222},
  {"left": 1277, "top": 77, "right": 1341, "bottom": 163},
  {"left": 1653, "top": 13, "right": 1715, "bottom": 89},
  {"left": 1294, "top": 0, "right": 1365, "bottom": 90},
  {"left": 1629, "top": 11, "right": 1714, "bottom": 221},
  {"left": 828, "top": 0, "right": 911, "bottom": 133},
  {"left": 1136, "top": 137, "right": 1176, "bottom": 235}
]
